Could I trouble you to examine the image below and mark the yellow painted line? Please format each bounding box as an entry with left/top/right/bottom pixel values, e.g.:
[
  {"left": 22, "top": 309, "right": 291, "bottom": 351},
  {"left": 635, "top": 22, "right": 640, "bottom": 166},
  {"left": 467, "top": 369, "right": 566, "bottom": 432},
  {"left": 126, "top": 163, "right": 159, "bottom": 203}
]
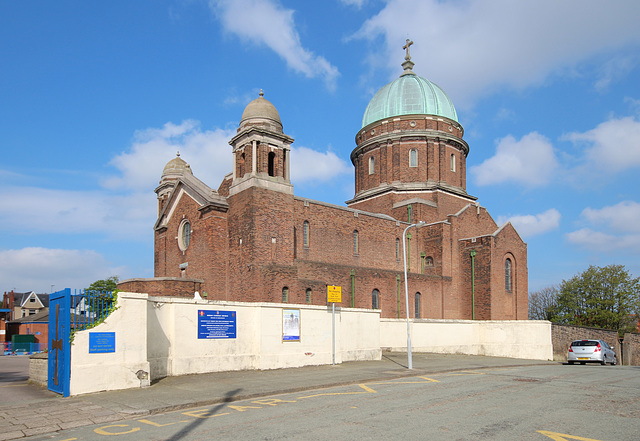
[
  {"left": 94, "top": 424, "right": 140, "bottom": 436},
  {"left": 537, "top": 430, "right": 602, "bottom": 441},
  {"left": 366, "top": 376, "right": 440, "bottom": 385},
  {"left": 138, "top": 418, "right": 191, "bottom": 427},
  {"left": 251, "top": 398, "right": 297, "bottom": 406},
  {"left": 298, "top": 383, "right": 377, "bottom": 399},
  {"left": 59, "top": 438, "right": 78, "bottom": 441},
  {"left": 228, "top": 404, "right": 262, "bottom": 412}
]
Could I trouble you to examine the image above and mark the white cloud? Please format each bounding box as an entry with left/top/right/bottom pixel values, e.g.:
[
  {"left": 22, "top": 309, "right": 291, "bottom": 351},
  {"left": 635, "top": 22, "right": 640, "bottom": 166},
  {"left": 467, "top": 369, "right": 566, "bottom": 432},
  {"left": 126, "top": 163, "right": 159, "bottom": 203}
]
[
  {"left": 593, "top": 55, "right": 637, "bottom": 92},
  {"left": 104, "top": 120, "right": 235, "bottom": 192},
  {"left": 0, "top": 186, "right": 154, "bottom": 239},
  {"left": 564, "top": 117, "right": 640, "bottom": 172},
  {"left": 0, "top": 248, "right": 126, "bottom": 294},
  {"left": 565, "top": 228, "right": 640, "bottom": 253},
  {"left": 582, "top": 201, "right": 640, "bottom": 234},
  {"left": 290, "top": 146, "right": 351, "bottom": 185},
  {"left": 210, "top": 0, "right": 339, "bottom": 90},
  {"left": 339, "top": 0, "right": 367, "bottom": 8},
  {"left": 353, "top": 0, "right": 640, "bottom": 108},
  {"left": 566, "top": 200, "right": 640, "bottom": 253},
  {"left": 498, "top": 209, "right": 561, "bottom": 238},
  {"left": 470, "top": 132, "right": 558, "bottom": 187}
]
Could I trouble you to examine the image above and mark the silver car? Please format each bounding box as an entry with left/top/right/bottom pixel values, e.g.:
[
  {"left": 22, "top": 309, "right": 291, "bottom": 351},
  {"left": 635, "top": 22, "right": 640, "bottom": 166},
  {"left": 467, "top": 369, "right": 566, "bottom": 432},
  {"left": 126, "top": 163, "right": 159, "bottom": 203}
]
[{"left": 567, "top": 339, "right": 617, "bottom": 365}]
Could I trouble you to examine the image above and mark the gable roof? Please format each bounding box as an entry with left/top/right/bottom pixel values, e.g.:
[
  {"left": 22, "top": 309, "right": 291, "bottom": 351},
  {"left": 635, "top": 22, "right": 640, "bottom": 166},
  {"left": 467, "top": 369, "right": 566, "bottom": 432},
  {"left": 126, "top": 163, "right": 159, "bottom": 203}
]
[{"left": 155, "top": 173, "right": 229, "bottom": 231}]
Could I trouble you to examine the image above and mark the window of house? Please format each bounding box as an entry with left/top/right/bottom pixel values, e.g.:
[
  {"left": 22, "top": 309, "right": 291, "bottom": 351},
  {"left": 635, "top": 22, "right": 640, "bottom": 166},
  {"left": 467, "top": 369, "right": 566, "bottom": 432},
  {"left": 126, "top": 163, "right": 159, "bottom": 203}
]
[
  {"left": 450, "top": 153, "right": 456, "bottom": 172},
  {"left": 372, "top": 289, "right": 380, "bottom": 309},
  {"left": 29, "top": 298, "right": 36, "bottom": 302},
  {"left": 306, "top": 288, "right": 312, "bottom": 303},
  {"left": 415, "top": 292, "right": 421, "bottom": 318},
  {"left": 409, "top": 149, "right": 418, "bottom": 167},
  {"left": 178, "top": 220, "right": 191, "bottom": 251},
  {"left": 505, "top": 258, "right": 512, "bottom": 292},
  {"left": 353, "top": 230, "right": 359, "bottom": 255},
  {"left": 282, "top": 287, "right": 289, "bottom": 303},
  {"left": 303, "top": 221, "right": 310, "bottom": 248},
  {"left": 368, "top": 156, "right": 375, "bottom": 174}
]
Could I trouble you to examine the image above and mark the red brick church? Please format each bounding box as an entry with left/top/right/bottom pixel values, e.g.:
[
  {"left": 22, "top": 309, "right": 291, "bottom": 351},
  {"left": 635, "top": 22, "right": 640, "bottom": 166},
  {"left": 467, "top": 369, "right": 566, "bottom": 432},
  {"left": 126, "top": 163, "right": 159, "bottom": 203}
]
[{"left": 121, "top": 44, "right": 528, "bottom": 320}]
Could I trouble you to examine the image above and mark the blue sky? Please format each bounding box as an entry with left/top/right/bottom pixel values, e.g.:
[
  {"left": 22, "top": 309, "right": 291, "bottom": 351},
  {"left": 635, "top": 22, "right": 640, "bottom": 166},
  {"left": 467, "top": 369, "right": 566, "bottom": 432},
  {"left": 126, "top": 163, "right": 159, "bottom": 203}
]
[{"left": 1, "top": 0, "right": 639, "bottom": 294}]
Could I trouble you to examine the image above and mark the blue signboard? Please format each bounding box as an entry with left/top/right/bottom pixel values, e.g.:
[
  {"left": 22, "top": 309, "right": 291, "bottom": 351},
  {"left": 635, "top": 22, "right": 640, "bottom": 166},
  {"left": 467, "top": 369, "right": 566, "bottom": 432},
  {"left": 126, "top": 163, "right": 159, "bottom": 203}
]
[
  {"left": 89, "top": 332, "right": 116, "bottom": 353},
  {"left": 198, "top": 310, "right": 236, "bottom": 339}
]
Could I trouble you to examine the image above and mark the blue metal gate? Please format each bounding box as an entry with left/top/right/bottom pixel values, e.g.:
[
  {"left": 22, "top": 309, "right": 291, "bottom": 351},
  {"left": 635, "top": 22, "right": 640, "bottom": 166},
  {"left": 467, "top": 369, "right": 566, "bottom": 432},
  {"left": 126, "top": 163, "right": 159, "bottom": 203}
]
[
  {"left": 47, "top": 288, "right": 115, "bottom": 397},
  {"left": 48, "top": 289, "right": 71, "bottom": 396}
]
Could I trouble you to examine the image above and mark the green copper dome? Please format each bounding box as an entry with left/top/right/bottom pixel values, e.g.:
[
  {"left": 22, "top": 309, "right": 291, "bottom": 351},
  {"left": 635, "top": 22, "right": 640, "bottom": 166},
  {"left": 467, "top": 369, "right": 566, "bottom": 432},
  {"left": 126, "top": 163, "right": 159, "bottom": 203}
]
[
  {"left": 362, "top": 40, "right": 457, "bottom": 128},
  {"left": 362, "top": 72, "right": 458, "bottom": 128}
]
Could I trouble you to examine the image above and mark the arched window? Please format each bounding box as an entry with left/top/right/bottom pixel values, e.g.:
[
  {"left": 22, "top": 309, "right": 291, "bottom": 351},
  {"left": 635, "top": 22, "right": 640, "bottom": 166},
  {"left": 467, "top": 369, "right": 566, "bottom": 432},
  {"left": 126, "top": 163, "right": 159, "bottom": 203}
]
[
  {"left": 409, "top": 149, "right": 418, "bottom": 167},
  {"left": 178, "top": 220, "right": 191, "bottom": 251},
  {"left": 305, "top": 288, "right": 312, "bottom": 303},
  {"left": 396, "top": 238, "right": 400, "bottom": 260},
  {"left": 268, "top": 151, "right": 276, "bottom": 177},
  {"left": 450, "top": 153, "right": 456, "bottom": 172},
  {"left": 282, "top": 286, "right": 289, "bottom": 302},
  {"left": 368, "top": 156, "right": 375, "bottom": 174},
  {"left": 353, "top": 230, "right": 359, "bottom": 255},
  {"left": 505, "top": 258, "right": 512, "bottom": 292},
  {"left": 426, "top": 256, "right": 434, "bottom": 267},
  {"left": 372, "top": 289, "right": 380, "bottom": 309},
  {"left": 303, "top": 221, "right": 310, "bottom": 248},
  {"left": 415, "top": 292, "right": 421, "bottom": 318}
]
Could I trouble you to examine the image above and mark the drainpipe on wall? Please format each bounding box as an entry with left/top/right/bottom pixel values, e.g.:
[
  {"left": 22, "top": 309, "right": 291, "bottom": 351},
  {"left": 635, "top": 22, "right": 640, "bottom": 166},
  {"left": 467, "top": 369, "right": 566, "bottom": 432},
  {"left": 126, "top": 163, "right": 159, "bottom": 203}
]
[
  {"left": 470, "top": 249, "right": 477, "bottom": 320},
  {"left": 396, "top": 274, "right": 401, "bottom": 318},
  {"left": 350, "top": 269, "right": 355, "bottom": 308}
]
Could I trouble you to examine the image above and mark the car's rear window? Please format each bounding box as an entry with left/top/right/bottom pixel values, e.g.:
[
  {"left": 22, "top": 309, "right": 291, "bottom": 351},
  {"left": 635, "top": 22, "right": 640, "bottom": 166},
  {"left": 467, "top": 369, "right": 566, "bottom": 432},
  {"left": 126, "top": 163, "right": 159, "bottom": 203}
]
[{"left": 571, "top": 340, "right": 598, "bottom": 346}]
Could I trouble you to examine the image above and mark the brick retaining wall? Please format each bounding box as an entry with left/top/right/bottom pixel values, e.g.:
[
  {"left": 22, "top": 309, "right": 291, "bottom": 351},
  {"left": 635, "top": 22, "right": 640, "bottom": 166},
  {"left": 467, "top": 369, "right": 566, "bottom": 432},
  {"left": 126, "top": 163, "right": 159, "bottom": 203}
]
[{"left": 551, "top": 324, "right": 640, "bottom": 365}]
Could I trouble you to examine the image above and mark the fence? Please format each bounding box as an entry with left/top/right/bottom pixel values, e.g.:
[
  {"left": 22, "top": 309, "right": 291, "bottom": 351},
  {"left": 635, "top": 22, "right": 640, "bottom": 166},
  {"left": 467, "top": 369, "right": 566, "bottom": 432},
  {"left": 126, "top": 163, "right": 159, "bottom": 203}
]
[
  {"left": 2, "top": 341, "right": 46, "bottom": 355},
  {"left": 70, "top": 289, "right": 116, "bottom": 331}
]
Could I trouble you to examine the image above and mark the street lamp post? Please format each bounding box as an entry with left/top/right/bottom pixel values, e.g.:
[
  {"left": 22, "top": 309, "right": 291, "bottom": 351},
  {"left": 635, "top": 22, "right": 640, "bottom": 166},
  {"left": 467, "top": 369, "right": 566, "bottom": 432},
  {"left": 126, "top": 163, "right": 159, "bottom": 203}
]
[{"left": 402, "top": 221, "right": 425, "bottom": 369}]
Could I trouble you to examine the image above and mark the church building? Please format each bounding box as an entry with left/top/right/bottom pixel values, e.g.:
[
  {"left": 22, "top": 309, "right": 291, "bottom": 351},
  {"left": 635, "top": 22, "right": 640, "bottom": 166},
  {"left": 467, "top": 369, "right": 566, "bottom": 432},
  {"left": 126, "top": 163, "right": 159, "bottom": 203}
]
[{"left": 122, "top": 44, "right": 528, "bottom": 320}]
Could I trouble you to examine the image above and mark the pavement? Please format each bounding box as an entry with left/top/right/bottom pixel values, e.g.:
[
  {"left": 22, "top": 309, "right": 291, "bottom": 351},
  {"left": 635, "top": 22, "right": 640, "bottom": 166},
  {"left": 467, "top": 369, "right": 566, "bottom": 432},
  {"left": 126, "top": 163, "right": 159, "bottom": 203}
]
[{"left": 0, "top": 352, "right": 557, "bottom": 440}]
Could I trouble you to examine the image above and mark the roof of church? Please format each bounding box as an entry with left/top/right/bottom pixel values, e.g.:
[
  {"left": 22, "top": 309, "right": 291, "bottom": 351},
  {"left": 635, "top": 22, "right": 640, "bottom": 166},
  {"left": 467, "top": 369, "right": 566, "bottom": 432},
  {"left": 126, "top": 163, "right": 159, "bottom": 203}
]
[
  {"left": 240, "top": 90, "right": 281, "bottom": 125},
  {"left": 362, "top": 40, "right": 458, "bottom": 128}
]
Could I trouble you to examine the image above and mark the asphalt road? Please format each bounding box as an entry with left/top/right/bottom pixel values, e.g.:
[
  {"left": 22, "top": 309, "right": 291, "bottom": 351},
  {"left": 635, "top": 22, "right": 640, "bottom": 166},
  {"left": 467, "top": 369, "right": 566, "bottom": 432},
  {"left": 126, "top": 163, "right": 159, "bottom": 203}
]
[{"left": 24, "top": 363, "right": 640, "bottom": 441}]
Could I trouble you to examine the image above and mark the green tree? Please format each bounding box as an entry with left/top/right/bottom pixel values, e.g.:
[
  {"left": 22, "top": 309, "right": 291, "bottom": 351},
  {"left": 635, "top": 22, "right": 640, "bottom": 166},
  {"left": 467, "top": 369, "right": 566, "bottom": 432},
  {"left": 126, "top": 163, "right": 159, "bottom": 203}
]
[
  {"left": 87, "top": 276, "right": 119, "bottom": 293},
  {"left": 528, "top": 285, "right": 559, "bottom": 320},
  {"left": 552, "top": 265, "right": 640, "bottom": 335}
]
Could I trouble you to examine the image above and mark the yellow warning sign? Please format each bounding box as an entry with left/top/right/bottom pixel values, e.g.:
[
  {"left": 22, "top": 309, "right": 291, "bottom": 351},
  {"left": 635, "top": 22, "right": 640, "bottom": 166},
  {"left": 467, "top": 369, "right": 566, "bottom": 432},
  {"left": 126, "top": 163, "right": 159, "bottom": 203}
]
[{"left": 327, "top": 286, "right": 342, "bottom": 303}]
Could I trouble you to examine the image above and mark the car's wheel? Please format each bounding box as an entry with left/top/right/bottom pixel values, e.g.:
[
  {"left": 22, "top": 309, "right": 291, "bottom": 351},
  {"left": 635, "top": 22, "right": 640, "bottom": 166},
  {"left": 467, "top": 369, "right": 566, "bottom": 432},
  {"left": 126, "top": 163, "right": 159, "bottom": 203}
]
[{"left": 601, "top": 356, "right": 607, "bottom": 365}]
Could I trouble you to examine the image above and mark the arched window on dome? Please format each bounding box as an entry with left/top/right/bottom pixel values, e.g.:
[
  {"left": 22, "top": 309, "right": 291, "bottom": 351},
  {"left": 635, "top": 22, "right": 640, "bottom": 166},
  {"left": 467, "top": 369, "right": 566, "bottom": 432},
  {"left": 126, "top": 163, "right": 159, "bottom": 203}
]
[
  {"left": 369, "top": 156, "right": 375, "bottom": 174},
  {"left": 409, "top": 149, "right": 418, "bottom": 167},
  {"left": 450, "top": 153, "right": 456, "bottom": 172},
  {"left": 268, "top": 152, "right": 276, "bottom": 177}
]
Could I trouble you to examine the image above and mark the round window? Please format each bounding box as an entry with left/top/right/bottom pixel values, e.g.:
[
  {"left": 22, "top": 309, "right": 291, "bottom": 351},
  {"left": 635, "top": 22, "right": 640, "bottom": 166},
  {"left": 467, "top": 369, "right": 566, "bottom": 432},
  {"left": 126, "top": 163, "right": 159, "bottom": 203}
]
[{"left": 179, "top": 220, "right": 191, "bottom": 251}]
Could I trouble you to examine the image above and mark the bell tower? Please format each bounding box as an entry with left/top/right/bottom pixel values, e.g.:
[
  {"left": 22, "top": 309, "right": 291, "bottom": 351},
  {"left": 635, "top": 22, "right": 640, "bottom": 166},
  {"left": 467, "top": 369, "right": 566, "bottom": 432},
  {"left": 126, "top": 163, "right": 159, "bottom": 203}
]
[{"left": 228, "top": 90, "right": 294, "bottom": 196}]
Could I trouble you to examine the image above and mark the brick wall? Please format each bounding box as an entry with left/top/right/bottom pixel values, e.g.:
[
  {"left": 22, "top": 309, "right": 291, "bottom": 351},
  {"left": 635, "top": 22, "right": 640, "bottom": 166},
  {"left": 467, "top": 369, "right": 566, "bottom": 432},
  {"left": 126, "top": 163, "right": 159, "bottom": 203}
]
[
  {"left": 118, "top": 278, "right": 204, "bottom": 298},
  {"left": 622, "top": 332, "right": 640, "bottom": 366},
  {"left": 551, "top": 324, "right": 621, "bottom": 362}
]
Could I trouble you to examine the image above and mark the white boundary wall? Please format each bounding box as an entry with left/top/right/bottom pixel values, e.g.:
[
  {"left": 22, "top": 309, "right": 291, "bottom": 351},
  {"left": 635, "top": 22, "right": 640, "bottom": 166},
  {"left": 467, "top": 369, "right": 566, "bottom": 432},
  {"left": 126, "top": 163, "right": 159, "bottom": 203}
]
[
  {"left": 70, "top": 293, "right": 381, "bottom": 395},
  {"left": 69, "top": 294, "right": 553, "bottom": 396},
  {"left": 380, "top": 319, "right": 553, "bottom": 360}
]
